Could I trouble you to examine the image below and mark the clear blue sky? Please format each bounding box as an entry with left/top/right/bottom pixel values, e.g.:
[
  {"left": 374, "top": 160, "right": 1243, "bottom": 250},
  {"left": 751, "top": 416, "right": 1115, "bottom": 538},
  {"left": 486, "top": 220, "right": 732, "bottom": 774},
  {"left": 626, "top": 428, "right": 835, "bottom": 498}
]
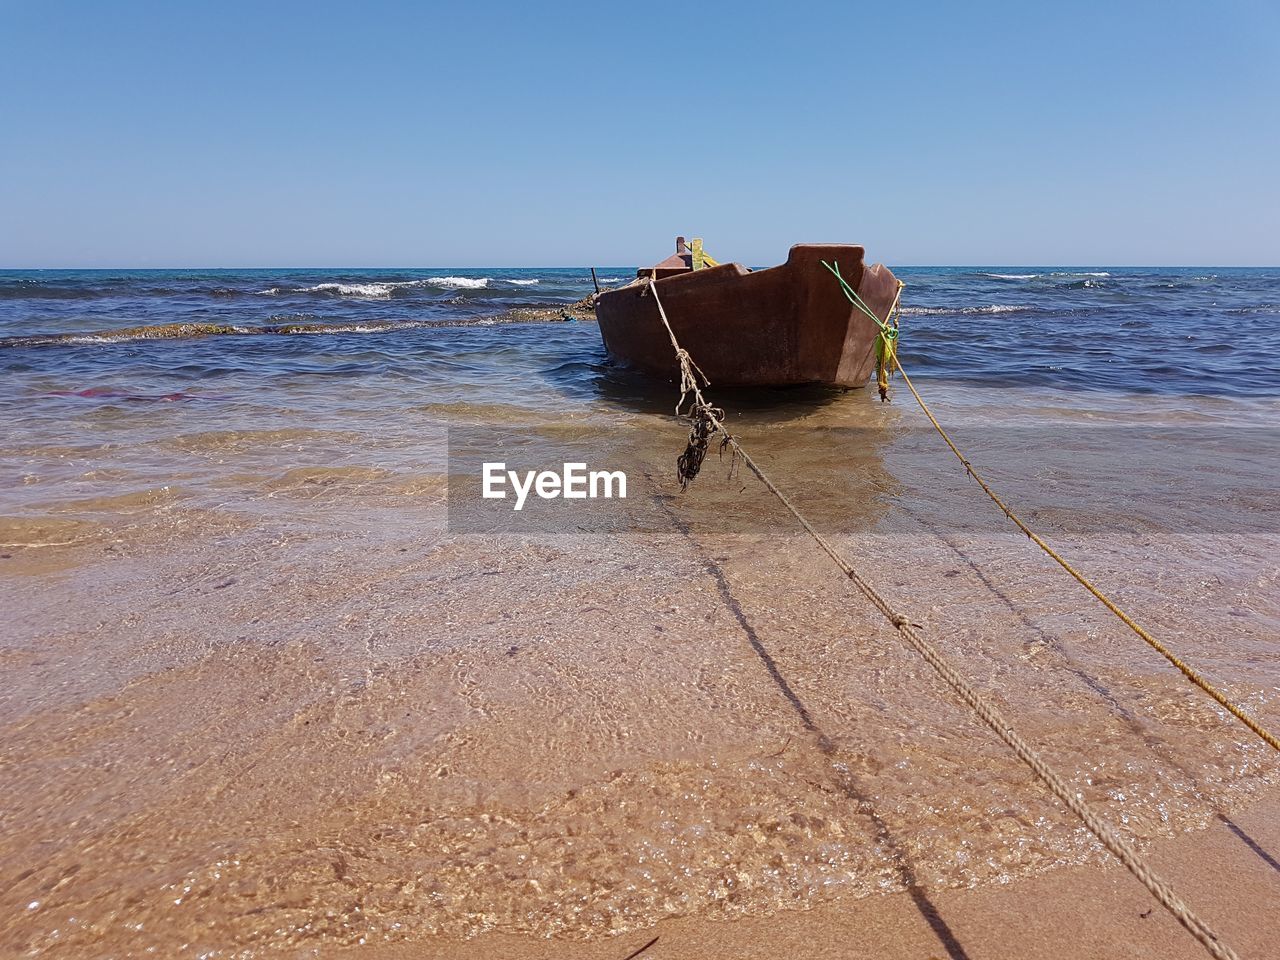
[{"left": 2, "top": 0, "right": 1277, "bottom": 267}]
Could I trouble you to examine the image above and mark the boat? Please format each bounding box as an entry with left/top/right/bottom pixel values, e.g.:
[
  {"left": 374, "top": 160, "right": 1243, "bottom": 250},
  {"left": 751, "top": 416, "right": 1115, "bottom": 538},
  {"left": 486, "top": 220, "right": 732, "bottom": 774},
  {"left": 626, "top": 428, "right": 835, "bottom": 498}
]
[{"left": 594, "top": 238, "right": 900, "bottom": 388}]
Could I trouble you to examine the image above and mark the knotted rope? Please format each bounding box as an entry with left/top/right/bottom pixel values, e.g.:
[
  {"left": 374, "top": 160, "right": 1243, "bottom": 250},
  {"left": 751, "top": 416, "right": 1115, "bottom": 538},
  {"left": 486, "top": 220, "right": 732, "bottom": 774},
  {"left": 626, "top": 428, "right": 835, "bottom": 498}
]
[
  {"left": 643, "top": 277, "right": 1241, "bottom": 960},
  {"left": 642, "top": 275, "right": 729, "bottom": 489}
]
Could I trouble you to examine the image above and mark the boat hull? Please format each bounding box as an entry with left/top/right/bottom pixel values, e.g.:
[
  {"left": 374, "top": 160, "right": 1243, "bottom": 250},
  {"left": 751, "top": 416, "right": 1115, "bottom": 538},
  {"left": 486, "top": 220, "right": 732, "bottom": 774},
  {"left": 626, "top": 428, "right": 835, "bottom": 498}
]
[{"left": 595, "top": 244, "right": 899, "bottom": 388}]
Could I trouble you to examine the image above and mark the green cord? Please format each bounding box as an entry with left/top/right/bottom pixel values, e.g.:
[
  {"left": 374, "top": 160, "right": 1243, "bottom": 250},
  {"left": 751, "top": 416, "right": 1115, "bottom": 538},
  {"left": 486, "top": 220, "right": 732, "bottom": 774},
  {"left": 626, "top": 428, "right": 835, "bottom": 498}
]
[{"left": 820, "top": 259, "right": 893, "bottom": 335}]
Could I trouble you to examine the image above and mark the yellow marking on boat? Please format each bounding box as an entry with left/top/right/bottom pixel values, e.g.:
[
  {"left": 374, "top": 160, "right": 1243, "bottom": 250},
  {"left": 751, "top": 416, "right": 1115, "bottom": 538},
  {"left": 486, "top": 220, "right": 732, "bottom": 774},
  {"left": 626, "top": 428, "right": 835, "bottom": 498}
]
[{"left": 690, "top": 238, "right": 719, "bottom": 270}]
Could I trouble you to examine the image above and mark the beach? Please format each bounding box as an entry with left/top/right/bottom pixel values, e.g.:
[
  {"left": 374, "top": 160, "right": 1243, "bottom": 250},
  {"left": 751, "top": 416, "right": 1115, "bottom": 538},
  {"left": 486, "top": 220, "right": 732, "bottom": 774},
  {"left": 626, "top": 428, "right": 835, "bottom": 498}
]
[{"left": 2, "top": 268, "right": 1278, "bottom": 957}]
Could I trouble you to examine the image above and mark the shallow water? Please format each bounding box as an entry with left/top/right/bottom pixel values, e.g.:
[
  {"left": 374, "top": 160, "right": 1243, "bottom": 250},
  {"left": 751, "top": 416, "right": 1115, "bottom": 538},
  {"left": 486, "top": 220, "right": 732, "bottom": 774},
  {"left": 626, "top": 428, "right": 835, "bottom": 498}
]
[{"left": 1, "top": 265, "right": 1278, "bottom": 956}]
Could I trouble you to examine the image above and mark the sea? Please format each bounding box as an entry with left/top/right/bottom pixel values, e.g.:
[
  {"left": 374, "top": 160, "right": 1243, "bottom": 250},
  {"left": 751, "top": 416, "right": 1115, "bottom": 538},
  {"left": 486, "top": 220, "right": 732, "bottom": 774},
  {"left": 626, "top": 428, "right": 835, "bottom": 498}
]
[
  {"left": 2, "top": 265, "right": 1278, "bottom": 955},
  {"left": 3, "top": 265, "right": 1277, "bottom": 535},
  {"left": 2, "top": 266, "right": 1279, "bottom": 396}
]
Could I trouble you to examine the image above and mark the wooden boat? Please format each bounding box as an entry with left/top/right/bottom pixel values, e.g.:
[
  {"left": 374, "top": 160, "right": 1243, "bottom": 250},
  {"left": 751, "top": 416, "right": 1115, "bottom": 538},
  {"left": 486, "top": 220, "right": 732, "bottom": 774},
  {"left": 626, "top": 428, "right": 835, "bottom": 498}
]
[{"left": 595, "top": 238, "right": 900, "bottom": 388}]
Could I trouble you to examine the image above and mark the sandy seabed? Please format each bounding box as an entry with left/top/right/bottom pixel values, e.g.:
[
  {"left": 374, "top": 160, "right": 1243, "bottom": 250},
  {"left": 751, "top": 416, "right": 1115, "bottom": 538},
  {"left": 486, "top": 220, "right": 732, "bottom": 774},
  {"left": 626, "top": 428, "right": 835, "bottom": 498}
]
[{"left": 2, "top": 388, "right": 1278, "bottom": 959}]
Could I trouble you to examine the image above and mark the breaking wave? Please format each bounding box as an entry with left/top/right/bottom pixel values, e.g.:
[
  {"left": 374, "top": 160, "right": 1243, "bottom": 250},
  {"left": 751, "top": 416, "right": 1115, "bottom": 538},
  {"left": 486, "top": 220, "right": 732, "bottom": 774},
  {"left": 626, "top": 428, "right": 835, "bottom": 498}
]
[
  {"left": 0, "top": 276, "right": 546, "bottom": 302},
  {"left": 901, "top": 304, "right": 1034, "bottom": 316},
  {"left": 256, "top": 277, "right": 543, "bottom": 299},
  {"left": 980, "top": 272, "right": 1112, "bottom": 281}
]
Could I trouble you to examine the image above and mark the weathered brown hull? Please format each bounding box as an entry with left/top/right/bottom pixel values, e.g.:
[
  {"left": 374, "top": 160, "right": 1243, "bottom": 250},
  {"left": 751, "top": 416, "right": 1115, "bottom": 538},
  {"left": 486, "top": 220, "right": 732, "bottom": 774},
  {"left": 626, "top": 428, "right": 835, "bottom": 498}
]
[{"left": 595, "top": 244, "right": 899, "bottom": 388}]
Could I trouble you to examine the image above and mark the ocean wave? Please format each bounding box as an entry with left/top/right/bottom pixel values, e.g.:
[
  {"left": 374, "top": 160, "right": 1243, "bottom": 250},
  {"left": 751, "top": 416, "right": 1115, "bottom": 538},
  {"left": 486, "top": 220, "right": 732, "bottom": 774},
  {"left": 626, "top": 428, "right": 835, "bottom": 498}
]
[
  {"left": 978, "top": 272, "right": 1111, "bottom": 282},
  {"left": 0, "top": 282, "right": 101, "bottom": 300},
  {"left": 429, "top": 276, "right": 491, "bottom": 289},
  {"left": 256, "top": 276, "right": 506, "bottom": 299},
  {"left": 258, "top": 282, "right": 402, "bottom": 299},
  {"left": 1224, "top": 304, "right": 1280, "bottom": 315},
  {"left": 0, "top": 307, "right": 578, "bottom": 348},
  {"left": 1, "top": 320, "right": 466, "bottom": 347},
  {"left": 316, "top": 282, "right": 411, "bottom": 298},
  {"left": 901, "top": 304, "right": 1033, "bottom": 316},
  {"left": 1, "top": 276, "right": 544, "bottom": 302},
  {"left": 266, "top": 312, "right": 320, "bottom": 323},
  {"left": 0, "top": 280, "right": 207, "bottom": 300}
]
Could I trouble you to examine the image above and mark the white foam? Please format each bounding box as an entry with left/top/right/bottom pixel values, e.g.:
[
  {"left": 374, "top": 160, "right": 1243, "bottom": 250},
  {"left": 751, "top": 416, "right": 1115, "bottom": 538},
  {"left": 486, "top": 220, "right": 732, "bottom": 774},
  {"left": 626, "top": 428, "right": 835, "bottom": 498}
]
[
  {"left": 311, "top": 282, "right": 397, "bottom": 298},
  {"left": 901, "top": 304, "right": 1029, "bottom": 316},
  {"left": 427, "top": 276, "right": 489, "bottom": 289},
  {"left": 984, "top": 273, "right": 1039, "bottom": 280},
  {"left": 505, "top": 278, "right": 540, "bottom": 286},
  {"left": 257, "top": 277, "right": 493, "bottom": 298},
  {"left": 255, "top": 283, "right": 394, "bottom": 298}
]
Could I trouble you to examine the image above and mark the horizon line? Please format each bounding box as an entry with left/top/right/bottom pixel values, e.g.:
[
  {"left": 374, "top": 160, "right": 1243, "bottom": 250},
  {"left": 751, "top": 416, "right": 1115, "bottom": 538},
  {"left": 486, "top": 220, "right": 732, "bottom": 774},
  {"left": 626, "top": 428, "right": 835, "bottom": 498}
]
[{"left": 3, "top": 263, "right": 1278, "bottom": 271}]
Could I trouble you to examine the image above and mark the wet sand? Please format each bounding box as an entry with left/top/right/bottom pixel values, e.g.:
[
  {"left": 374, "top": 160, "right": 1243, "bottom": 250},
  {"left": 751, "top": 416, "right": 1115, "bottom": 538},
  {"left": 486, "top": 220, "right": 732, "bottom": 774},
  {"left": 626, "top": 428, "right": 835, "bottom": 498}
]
[
  {"left": 2, "top": 383, "right": 1278, "bottom": 958},
  {"left": 345, "top": 794, "right": 1280, "bottom": 960}
]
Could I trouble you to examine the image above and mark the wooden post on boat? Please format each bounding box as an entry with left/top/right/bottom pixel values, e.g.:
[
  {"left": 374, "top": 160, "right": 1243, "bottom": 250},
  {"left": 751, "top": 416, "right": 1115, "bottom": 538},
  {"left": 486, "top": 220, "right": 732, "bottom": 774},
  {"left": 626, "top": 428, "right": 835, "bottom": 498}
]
[
  {"left": 590, "top": 267, "right": 600, "bottom": 294},
  {"left": 691, "top": 238, "right": 706, "bottom": 270}
]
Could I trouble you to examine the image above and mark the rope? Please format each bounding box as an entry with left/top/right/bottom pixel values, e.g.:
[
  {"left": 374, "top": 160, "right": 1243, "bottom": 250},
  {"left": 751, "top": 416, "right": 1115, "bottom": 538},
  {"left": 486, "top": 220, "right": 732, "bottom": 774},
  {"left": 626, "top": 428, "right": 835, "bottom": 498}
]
[
  {"left": 829, "top": 272, "right": 1280, "bottom": 755},
  {"left": 646, "top": 274, "right": 712, "bottom": 417},
  {"left": 643, "top": 278, "right": 1242, "bottom": 960},
  {"left": 821, "top": 260, "right": 901, "bottom": 400}
]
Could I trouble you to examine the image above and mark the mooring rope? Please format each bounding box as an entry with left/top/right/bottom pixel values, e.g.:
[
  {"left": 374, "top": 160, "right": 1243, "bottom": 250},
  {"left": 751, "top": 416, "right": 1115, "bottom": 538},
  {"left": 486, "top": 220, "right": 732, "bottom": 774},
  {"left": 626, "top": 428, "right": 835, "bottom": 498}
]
[
  {"left": 644, "top": 278, "right": 1241, "bottom": 960},
  {"left": 822, "top": 265, "right": 1280, "bottom": 756}
]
